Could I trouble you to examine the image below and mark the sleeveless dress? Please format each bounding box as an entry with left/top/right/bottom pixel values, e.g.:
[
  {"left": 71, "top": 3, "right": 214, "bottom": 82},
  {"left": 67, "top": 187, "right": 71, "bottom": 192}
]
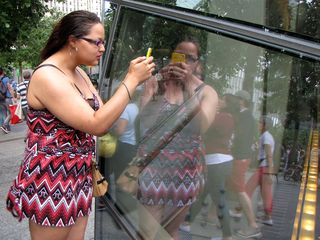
[
  {"left": 137, "top": 97, "right": 205, "bottom": 207},
  {"left": 6, "top": 90, "right": 99, "bottom": 227}
]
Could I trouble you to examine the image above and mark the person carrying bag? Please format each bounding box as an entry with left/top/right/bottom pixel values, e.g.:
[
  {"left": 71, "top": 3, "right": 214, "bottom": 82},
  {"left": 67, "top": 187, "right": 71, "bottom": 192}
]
[{"left": 116, "top": 83, "right": 206, "bottom": 195}]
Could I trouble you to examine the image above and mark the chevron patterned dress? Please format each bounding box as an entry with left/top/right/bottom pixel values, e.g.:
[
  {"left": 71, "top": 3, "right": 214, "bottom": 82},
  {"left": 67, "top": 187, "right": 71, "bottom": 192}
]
[
  {"left": 137, "top": 98, "right": 205, "bottom": 207},
  {"left": 6, "top": 97, "right": 99, "bottom": 227}
]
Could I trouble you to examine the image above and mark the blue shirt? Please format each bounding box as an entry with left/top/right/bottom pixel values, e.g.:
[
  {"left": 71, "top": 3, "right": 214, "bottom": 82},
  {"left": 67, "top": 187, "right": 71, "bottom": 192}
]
[
  {"left": 118, "top": 103, "right": 139, "bottom": 145},
  {"left": 1, "top": 76, "right": 16, "bottom": 98},
  {"left": 1, "top": 76, "right": 10, "bottom": 98}
]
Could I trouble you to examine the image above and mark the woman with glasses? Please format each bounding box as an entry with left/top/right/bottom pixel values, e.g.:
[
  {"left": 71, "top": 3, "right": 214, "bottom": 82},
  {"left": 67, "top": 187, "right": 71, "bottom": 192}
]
[
  {"left": 6, "top": 10, "right": 155, "bottom": 240},
  {"left": 138, "top": 37, "right": 218, "bottom": 239}
]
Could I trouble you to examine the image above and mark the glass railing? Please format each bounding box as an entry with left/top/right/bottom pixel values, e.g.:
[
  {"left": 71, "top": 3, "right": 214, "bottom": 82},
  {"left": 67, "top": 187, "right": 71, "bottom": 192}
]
[{"left": 95, "top": 2, "right": 320, "bottom": 239}]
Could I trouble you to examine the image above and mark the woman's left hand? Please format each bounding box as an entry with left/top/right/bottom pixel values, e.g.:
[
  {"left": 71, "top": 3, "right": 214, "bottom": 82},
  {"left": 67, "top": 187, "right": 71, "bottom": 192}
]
[{"left": 168, "top": 62, "right": 202, "bottom": 94}]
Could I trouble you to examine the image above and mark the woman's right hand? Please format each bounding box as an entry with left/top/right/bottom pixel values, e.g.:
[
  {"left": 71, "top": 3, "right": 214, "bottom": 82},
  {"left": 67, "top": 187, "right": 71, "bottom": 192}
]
[{"left": 126, "top": 56, "right": 155, "bottom": 86}]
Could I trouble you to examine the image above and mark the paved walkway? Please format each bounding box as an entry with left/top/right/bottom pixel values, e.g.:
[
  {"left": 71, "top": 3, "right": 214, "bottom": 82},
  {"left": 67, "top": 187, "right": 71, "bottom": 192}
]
[
  {"left": 94, "top": 170, "right": 304, "bottom": 239},
  {"left": 1, "top": 123, "right": 318, "bottom": 239}
]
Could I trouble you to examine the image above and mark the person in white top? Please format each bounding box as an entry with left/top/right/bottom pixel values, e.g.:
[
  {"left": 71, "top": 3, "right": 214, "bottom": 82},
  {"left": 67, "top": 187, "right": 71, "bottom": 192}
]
[{"left": 246, "top": 115, "right": 275, "bottom": 226}]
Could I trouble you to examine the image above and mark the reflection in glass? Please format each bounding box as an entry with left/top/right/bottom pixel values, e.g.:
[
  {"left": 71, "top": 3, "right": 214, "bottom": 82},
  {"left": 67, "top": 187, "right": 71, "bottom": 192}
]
[
  {"left": 96, "top": 6, "right": 320, "bottom": 240},
  {"left": 139, "top": 0, "right": 320, "bottom": 42}
]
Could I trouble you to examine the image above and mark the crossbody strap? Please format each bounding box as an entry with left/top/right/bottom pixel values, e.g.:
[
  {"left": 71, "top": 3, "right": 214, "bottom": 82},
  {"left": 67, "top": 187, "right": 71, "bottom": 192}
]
[
  {"left": 131, "top": 83, "right": 206, "bottom": 167},
  {"left": 138, "top": 83, "right": 206, "bottom": 145}
]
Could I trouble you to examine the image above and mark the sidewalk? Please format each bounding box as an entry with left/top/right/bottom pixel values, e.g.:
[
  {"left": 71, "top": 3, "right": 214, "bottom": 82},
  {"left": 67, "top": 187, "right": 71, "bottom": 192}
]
[
  {"left": 2, "top": 123, "right": 318, "bottom": 239},
  {"left": 0, "top": 122, "right": 94, "bottom": 240}
]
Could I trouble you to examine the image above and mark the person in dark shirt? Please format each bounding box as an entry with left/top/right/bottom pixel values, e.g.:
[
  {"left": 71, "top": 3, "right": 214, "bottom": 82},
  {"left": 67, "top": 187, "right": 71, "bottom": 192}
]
[
  {"left": 183, "top": 93, "right": 239, "bottom": 240},
  {"left": 0, "top": 67, "right": 14, "bottom": 133},
  {"left": 228, "top": 90, "right": 262, "bottom": 239}
]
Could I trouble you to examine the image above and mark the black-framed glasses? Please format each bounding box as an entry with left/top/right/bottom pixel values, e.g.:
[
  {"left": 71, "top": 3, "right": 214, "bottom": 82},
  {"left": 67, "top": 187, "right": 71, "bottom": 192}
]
[
  {"left": 185, "top": 54, "right": 199, "bottom": 64},
  {"left": 80, "top": 37, "right": 106, "bottom": 47}
]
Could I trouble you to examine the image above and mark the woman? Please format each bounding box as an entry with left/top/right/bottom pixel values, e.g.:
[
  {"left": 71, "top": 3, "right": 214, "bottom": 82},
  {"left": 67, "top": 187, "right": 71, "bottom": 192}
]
[
  {"left": 137, "top": 37, "right": 218, "bottom": 239},
  {"left": 229, "top": 90, "right": 261, "bottom": 239},
  {"left": 245, "top": 116, "right": 275, "bottom": 226},
  {"left": 180, "top": 94, "right": 239, "bottom": 240},
  {"left": 202, "top": 94, "right": 239, "bottom": 240},
  {"left": 6, "top": 10, "right": 154, "bottom": 240}
]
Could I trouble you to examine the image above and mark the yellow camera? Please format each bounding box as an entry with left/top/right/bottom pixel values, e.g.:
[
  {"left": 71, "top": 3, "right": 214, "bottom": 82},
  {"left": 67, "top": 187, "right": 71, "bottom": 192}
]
[{"left": 171, "top": 52, "right": 186, "bottom": 63}]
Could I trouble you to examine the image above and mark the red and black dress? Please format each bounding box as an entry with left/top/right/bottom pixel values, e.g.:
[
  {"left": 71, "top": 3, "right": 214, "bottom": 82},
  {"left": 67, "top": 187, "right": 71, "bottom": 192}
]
[{"left": 6, "top": 66, "right": 100, "bottom": 227}]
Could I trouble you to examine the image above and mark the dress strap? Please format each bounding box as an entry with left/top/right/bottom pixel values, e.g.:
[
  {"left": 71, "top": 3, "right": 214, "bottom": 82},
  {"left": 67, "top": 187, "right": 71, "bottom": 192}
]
[
  {"left": 32, "top": 64, "right": 85, "bottom": 96},
  {"left": 75, "top": 67, "right": 95, "bottom": 99},
  {"left": 33, "top": 64, "right": 66, "bottom": 75}
]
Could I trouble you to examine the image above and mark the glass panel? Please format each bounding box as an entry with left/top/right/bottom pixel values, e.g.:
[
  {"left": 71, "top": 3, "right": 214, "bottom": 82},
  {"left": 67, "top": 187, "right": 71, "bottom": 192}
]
[
  {"left": 96, "top": 6, "right": 320, "bottom": 240},
  {"left": 137, "top": 0, "right": 320, "bottom": 42}
]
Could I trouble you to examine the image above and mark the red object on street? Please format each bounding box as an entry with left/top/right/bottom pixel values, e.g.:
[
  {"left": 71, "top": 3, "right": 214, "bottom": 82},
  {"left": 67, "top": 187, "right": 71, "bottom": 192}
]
[{"left": 9, "top": 104, "right": 21, "bottom": 124}]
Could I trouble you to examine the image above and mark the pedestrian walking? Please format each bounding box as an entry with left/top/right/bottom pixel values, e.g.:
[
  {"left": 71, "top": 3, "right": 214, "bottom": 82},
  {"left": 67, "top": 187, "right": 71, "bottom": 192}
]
[
  {"left": 246, "top": 116, "right": 275, "bottom": 226},
  {"left": 16, "top": 70, "right": 32, "bottom": 120},
  {"left": 0, "top": 67, "right": 13, "bottom": 133}
]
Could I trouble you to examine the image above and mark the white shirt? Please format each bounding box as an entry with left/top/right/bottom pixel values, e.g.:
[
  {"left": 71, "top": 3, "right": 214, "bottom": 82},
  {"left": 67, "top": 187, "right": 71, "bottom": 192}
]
[
  {"left": 205, "top": 153, "right": 233, "bottom": 165},
  {"left": 259, "top": 130, "right": 275, "bottom": 167}
]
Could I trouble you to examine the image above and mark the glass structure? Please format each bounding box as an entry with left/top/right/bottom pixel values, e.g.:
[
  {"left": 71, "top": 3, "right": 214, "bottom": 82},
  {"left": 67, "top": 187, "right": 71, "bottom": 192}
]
[{"left": 95, "top": 1, "right": 320, "bottom": 239}]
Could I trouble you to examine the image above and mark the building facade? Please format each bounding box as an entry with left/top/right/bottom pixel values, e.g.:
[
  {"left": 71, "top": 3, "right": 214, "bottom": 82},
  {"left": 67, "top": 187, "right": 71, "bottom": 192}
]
[{"left": 42, "top": 0, "right": 102, "bottom": 18}]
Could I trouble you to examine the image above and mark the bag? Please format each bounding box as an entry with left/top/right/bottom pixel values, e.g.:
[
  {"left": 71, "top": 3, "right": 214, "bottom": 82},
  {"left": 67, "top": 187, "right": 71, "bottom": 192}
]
[
  {"left": 9, "top": 104, "right": 21, "bottom": 124},
  {"left": 0, "top": 76, "right": 7, "bottom": 101},
  {"left": 116, "top": 161, "right": 141, "bottom": 195},
  {"left": 98, "top": 133, "right": 117, "bottom": 158},
  {"left": 14, "top": 100, "right": 23, "bottom": 120},
  {"left": 91, "top": 159, "right": 108, "bottom": 197}
]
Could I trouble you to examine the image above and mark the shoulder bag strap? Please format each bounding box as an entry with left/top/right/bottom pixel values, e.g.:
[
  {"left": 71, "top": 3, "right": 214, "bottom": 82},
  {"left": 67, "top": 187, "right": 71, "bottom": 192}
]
[{"left": 131, "top": 83, "right": 206, "bottom": 167}]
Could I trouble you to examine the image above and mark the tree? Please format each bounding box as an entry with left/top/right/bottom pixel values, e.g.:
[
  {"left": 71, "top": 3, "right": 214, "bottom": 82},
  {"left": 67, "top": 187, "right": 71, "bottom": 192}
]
[
  {"left": 255, "top": 1, "right": 320, "bottom": 155},
  {"left": 0, "top": 0, "right": 47, "bottom": 51},
  {"left": 18, "top": 12, "right": 64, "bottom": 65},
  {"left": 0, "top": 10, "right": 64, "bottom": 81}
]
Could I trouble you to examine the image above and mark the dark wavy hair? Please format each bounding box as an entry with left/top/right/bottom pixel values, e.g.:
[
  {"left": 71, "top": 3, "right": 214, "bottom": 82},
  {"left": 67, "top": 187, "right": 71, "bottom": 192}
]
[
  {"left": 222, "top": 93, "right": 240, "bottom": 116},
  {"left": 41, "top": 10, "right": 101, "bottom": 61},
  {"left": 260, "top": 115, "right": 273, "bottom": 129}
]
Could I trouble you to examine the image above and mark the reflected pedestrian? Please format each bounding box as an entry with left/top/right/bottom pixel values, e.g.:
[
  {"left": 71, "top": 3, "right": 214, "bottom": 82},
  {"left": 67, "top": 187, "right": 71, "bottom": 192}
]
[
  {"left": 228, "top": 90, "right": 261, "bottom": 238},
  {"left": 246, "top": 115, "right": 275, "bottom": 226},
  {"left": 137, "top": 37, "right": 218, "bottom": 240}
]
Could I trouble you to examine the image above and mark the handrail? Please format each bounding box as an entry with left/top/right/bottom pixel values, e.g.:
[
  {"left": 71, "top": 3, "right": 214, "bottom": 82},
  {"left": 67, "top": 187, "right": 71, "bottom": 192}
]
[{"left": 291, "top": 129, "right": 318, "bottom": 240}]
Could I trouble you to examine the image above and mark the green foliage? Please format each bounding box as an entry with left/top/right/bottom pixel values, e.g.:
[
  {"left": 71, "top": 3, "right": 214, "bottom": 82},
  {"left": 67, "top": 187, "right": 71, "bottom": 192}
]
[
  {"left": 104, "top": 5, "right": 115, "bottom": 36},
  {"left": 0, "top": 0, "right": 47, "bottom": 51},
  {"left": 15, "top": 12, "right": 64, "bottom": 68},
  {"left": 0, "top": 11, "right": 63, "bottom": 79}
]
